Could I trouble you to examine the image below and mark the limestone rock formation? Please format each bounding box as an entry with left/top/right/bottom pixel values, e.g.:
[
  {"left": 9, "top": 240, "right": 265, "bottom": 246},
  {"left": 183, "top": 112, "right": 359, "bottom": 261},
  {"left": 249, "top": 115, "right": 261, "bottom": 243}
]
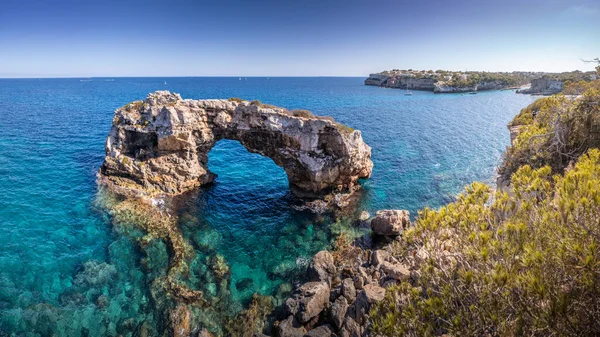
[
  {"left": 99, "top": 91, "right": 373, "bottom": 199},
  {"left": 517, "top": 77, "right": 564, "bottom": 95},
  {"left": 370, "top": 209, "right": 411, "bottom": 236}
]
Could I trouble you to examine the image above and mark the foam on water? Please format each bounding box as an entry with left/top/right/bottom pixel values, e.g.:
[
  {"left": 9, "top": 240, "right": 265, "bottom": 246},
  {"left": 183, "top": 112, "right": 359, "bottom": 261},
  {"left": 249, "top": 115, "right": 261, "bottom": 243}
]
[{"left": 0, "top": 77, "right": 536, "bottom": 335}]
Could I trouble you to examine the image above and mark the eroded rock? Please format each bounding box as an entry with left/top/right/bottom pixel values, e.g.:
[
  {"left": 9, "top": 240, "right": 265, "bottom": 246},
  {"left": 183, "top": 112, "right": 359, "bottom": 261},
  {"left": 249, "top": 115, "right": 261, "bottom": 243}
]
[
  {"left": 307, "top": 250, "right": 336, "bottom": 284},
  {"left": 296, "top": 282, "right": 330, "bottom": 323},
  {"left": 370, "top": 210, "right": 410, "bottom": 236},
  {"left": 99, "top": 91, "right": 373, "bottom": 199}
]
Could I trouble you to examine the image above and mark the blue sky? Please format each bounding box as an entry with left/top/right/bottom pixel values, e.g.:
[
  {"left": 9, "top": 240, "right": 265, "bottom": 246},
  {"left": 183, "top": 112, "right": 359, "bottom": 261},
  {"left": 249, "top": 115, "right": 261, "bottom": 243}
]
[{"left": 0, "top": 0, "right": 598, "bottom": 77}]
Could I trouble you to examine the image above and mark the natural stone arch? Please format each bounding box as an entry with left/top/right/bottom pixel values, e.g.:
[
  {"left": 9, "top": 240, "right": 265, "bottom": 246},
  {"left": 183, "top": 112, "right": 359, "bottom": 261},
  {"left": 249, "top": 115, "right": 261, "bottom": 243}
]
[{"left": 99, "top": 91, "right": 373, "bottom": 198}]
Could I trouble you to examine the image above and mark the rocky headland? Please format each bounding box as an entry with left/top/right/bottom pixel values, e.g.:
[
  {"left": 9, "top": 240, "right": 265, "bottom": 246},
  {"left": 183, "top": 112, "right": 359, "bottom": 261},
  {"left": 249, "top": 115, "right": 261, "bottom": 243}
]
[
  {"left": 516, "top": 77, "right": 564, "bottom": 95},
  {"left": 99, "top": 91, "right": 373, "bottom": 205},
  {"left": 365, "top": 69, "right": 534, "bottom": 93},
  {"left": 366, "top": 69, "right": 597, "bottom": 94}
]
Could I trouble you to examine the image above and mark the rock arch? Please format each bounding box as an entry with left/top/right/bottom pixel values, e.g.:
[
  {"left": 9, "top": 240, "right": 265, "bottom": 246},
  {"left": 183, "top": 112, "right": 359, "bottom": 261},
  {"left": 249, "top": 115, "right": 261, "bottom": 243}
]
[{"left": 99, "top": 91, "right": 373, "bottom": 198}]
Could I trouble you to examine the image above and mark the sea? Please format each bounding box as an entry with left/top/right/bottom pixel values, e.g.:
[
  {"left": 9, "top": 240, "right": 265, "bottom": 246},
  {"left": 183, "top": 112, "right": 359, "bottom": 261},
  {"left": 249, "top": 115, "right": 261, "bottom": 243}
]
[{"left": 0, "top": 77, "right": 536, "bottom": 335}]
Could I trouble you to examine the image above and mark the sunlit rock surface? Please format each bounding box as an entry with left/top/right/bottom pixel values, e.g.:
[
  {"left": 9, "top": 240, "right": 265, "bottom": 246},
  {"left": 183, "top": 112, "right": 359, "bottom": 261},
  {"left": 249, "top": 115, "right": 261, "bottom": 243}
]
[{"left": 99, "top": 91, "right": 373, "bottom": 198}]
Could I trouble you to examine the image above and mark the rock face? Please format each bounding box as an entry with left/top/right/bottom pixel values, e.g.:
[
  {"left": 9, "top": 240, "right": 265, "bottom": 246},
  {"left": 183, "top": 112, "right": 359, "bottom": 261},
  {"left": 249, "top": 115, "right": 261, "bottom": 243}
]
[
  {"left": 99, "top": 91, "right": 373, "bottom": 198},
  {"left": 517, "top": 77, "right": 564, "bottom": 95},
  {"left": 370, "top": 209, "right": 411, "bottom": 236},
  {"left": 268, "top": 221, "right": 419, "bottom": 337}
]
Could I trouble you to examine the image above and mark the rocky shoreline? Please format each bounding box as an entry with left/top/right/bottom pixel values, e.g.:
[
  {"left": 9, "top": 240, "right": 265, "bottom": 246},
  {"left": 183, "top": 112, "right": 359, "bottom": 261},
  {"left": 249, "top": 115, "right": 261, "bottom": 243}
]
[
  {"left": 257, "top": 210, "right": 414, "bottom": 337},
  {"left": 364, "top": 70, "right": 531, "bottom": 93}
]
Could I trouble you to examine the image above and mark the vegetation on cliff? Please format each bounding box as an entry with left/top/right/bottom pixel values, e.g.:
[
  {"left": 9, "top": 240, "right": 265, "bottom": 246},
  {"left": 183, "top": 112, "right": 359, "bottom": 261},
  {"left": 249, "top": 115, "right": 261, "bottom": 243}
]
[{"left": 370, "top": 80, "right": 600, "bottom": 336}]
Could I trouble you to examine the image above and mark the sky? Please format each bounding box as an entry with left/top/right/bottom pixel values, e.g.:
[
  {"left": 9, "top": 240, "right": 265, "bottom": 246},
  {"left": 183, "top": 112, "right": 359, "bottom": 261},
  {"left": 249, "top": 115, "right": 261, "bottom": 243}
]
[{"left": 0, "top": 0, "right": 598, "bottom": 77}]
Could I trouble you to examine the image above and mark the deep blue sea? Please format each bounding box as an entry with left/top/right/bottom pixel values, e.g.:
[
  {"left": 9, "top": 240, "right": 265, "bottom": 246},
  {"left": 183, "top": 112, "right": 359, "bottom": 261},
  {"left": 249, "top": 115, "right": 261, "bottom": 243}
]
[{"left": 0, "top": 77, "right": 535, "bottom": 335}]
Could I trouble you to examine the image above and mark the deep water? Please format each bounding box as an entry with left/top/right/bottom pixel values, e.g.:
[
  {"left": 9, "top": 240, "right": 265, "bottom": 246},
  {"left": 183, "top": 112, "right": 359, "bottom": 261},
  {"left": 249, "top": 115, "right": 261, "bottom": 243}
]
[{"left": 0, "top": 77, "right": 536, "bottom": 335}]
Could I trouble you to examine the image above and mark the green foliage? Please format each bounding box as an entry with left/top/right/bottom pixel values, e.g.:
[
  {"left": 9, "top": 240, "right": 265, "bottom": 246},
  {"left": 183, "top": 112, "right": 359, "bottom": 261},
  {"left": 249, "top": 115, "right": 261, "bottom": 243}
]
[
  {"left": 124, "top": 100, "right": 145, "bottom": 112},
  {"left": 371, "top": 149, "right": 600, "bottom": 336},
  {"left": 500, "top": 88, "right": 600, "bottom": 180},
  {"left": 562, "top": 79, "right": 600, "bottom": 95},
  {"left": 228, "top": 97, "right": 244, "bottom": 103},
  {"left": 335, "top": 122, "right": 354, "bottom": 135},
  {"left": 291, "top": 109, "right": 315, "bottom": 118}
]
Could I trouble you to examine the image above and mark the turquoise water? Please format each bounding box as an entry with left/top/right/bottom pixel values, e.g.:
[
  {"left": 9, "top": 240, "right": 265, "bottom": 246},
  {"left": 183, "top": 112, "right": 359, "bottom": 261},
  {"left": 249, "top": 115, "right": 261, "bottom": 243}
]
[{"left": 0, "top": 77, "right": 535, "bottom": 335}]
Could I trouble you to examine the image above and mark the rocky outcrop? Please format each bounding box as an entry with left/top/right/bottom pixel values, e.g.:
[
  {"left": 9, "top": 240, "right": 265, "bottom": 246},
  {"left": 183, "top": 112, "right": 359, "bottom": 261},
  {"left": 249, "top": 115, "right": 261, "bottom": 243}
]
[
  {"left": 267, "top": 208, "right": 416, "bottom": 336},
  {"left": 370, "top": 209, "right": 410, "bottom": 236},
  {"left": 98, "top": 91, "right": 373, "bottom": 199},
  {"left": 365, "top": 74, "right": 437, "bottom": 90},
  {"left": 517, "top": 77, "right": 563, "bottom": 95},
  {"left": 366, "top": 71, "right": 527, "bottom": 93}
]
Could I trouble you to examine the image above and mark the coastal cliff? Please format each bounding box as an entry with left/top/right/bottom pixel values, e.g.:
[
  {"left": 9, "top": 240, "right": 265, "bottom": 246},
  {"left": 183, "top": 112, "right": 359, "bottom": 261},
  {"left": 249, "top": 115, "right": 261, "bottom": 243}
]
[
  {"left": 365, "top": 69, "right": 532, "bottom": 93},
  {"left": 516, "top": 77, "right": 564, "bottom": 95},
  {"left": 99, "top": 91, "right": 373, "bottom": 199}
]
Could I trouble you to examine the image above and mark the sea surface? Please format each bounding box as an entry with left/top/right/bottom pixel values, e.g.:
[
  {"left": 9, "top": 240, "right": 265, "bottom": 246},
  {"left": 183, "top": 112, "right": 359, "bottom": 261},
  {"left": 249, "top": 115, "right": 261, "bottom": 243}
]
[{"left": 0, "top": 77, "right": 536, "bottom": 335}]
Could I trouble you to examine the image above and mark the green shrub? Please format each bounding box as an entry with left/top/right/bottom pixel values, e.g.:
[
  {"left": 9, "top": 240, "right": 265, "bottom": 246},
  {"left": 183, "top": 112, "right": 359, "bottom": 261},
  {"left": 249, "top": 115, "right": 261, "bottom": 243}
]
[
  {"left": 124, "top": 100, "right": 144, "bottom": 112},
  {"left": 291, "top": 109, "right": 315, "bottom": 118},
  {"left": 228, "top": 97, "right": 244, "bottom": 103},
  {"left": 500, "top": 88, "right": 600, "bottom": 181},
  {"left": 335, "top": 122, "right": 354, "bottom": 135},
  {"left": 371, "top": 148, "right": 600, "bottom": 336}
]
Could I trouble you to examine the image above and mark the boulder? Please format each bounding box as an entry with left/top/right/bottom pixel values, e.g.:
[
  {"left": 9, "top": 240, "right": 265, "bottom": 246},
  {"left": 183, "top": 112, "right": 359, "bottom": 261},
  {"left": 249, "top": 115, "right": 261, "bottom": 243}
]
[
  {"left": 276, "top": 315, "right": 307, "bottom": 337},
  {"left": 340, "top": 317, "right": 362, "bottom": 337},
  {"left": 307, "top": 250, "right": 336, "bottom": 283},
  {"left": 296, "top": 282, "right": 331, "bottom": 323},
  {"left": 304, "top": 325, "right": 334, "bottom": 337},
  {"left": 370, "top": 250, "right": 388, "bottom": 267},
  {"left": 380, "top": 262, "right": 410, "bottom": 281},
  {"left": 329, "top": 296, "right": 348, "bottom": 330},
  {"left": 341, "top": 278, "right": 356, "bottom": 302},
  {"left": 370, "top": 210, "right": 410, "bottom": 236},
  {"left": 351, "top": 283, "right": 386, "bottom": 324}
]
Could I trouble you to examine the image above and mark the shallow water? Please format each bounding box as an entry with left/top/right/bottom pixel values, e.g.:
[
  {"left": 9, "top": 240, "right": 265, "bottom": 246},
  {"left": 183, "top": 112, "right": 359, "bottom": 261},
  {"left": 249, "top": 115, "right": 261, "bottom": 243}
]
[{"left": 0, "top": 77, "right": 535, "bottom": 335}]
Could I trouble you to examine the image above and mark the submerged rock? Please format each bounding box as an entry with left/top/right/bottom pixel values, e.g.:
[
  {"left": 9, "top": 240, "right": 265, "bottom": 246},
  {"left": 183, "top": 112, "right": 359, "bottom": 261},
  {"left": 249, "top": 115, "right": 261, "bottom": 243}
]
[{"left": 99, "top": 91, "right": 373, "bottom": 199}]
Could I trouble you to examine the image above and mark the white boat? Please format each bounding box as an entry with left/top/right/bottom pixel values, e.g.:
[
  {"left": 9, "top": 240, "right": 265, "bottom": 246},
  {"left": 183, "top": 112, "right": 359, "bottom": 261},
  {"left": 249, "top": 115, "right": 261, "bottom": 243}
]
[
  {"left": 164, "top": 81, "right": 167, "bottom": 85},
  {"left": 404, "top": 85, "right": 413, "bottom": 95}
]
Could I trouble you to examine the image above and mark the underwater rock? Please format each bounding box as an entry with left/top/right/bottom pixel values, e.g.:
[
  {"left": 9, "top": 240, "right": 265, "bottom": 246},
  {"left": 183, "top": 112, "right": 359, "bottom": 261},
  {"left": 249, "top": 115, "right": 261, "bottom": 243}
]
[
  {"left": 73, "top": 260, "right": 118, "bottom": 288},
  {"left": 370, "top": 209, "right": 410, "bottom": 236},
  {"left": 95, "top": 294, "right": 110, "bottom": 309},
  {"left": 99, "top": 91, "right": 373, "bottom": 199},
  {"left": 210, "top": 254, "right": 230, "bottom": 280},
  {"left": 235, "top": 277, "right": 254, "bottom": 291},
  {"left": 168, "top": 304, "right": 192, "bottom": 337}
]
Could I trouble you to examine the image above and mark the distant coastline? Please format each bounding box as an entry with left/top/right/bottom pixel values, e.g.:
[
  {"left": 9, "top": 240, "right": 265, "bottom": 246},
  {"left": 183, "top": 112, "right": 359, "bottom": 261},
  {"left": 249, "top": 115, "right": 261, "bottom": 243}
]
[{"left": 365, "top": 69, "right": 597, "bottom": 94}]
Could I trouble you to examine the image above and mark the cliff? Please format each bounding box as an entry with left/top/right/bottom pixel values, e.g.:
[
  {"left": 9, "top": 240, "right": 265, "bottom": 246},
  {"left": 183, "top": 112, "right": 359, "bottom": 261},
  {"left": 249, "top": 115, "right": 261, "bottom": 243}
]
[
  {"left": 98, "top": 91, "right": 373, "bottom": 199},
  {"left": 365, "top": 70, "right": 529, "bottom": 93},
  {"left": 516, "top": 77, "right": 564, "bottom": 95}
]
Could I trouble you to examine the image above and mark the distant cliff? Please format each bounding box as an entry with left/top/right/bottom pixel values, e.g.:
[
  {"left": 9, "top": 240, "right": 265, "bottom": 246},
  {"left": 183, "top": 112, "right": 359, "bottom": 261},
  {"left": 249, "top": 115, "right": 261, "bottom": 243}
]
[
  {"left": 366, "top": 69, "right": 596, "bottom": 94},
  {"left": 516, "top": 77, "right": 564, "bottom": 95},
  {"left": 365, "top": 70, "right": 532, "bottom": 93}
]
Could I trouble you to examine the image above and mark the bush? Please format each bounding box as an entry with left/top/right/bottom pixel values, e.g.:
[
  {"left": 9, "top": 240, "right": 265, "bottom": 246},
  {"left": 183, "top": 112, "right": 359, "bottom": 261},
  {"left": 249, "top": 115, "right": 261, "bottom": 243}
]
[
  {"left": 291, "top": 109, "right": 315, "bottom": 118},
  {"left": 228, "top": 97, "right": 244, "bottom": 103},
  {"left": 371, "top": 148, "right": 600, "bottom": 336},
  {"left": 499, "top": 88, "right": 600, "bottom": 181}
]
